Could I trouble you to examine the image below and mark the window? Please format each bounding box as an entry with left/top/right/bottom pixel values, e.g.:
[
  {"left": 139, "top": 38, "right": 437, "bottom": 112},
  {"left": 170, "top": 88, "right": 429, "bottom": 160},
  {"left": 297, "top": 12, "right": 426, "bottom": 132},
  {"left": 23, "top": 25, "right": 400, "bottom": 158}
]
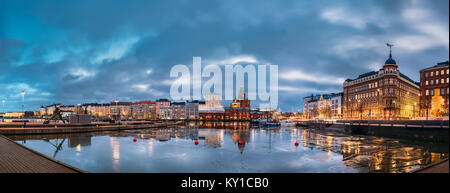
[
  {"left": 425, "top": 72, "right": 429, "bottom": 77},
  {"left": 437, "top": 79, "right": 439, "bottom": 84},
  {"left": 431, "top": 90, "right": 434, "bottom": 96},
  {"left": 426, "top": 80, "right": 429, "bottom": 85},
  {"left": 442, "top": 70, "right": 444, "bottom": 75},
  {"left": 426, "top": 90, "right": 429, "bottom": 95},
  {"left": 447, "top": 78, "right": 449, "bottom": 83},
  {"left": 436, "top": 71, "right": 439, "bottom": 76},
  {"left": 441, "top": 89, "right": 445, "bottom": 95},
  {"left": 431, "top": 80, "right": 434, "bottom": 85},
  {"left": 442, "top": 79, "right": 444, "bottom": 84},
  {"left": 431, "top": 71, "right": 434, "bottom": 76},
  {"left": 447, "top": 69, "right": 449, "bottom": 74}
]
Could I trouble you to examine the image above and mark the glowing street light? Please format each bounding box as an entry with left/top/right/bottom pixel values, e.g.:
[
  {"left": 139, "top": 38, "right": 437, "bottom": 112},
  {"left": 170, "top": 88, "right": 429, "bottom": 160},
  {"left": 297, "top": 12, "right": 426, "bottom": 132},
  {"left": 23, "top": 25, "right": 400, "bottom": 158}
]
[{"left": 2, "top": 99, "right": 5, "bottom": 113}]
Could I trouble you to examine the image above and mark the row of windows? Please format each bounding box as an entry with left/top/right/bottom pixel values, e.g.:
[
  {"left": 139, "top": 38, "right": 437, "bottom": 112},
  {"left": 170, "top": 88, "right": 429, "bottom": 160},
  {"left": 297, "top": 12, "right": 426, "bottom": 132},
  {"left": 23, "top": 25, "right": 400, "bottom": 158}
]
[
  {"left": 425, "top": 88, "right": 449, "bottom": 96},
  {"left": 425, "top": 69, "right": 450, "bottom": 77},
  {"left": 425, "top": 78, "right": 449, "bottom": 85}
]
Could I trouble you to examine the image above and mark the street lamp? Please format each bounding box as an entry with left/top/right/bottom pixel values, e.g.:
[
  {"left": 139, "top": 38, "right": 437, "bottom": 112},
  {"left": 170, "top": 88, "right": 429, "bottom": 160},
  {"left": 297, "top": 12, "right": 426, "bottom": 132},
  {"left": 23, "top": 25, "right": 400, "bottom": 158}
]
[
  {"left": 114, "top": 99, "right": 119, "bottom": 121},
  {"left": 392, "top": 100, "right": 396, "bottom": 120},
  {"left": 2, "top": 99, "right": 5, "bottom": 113},
  {"left": 21, "top": 91, "right": 25, "bottom": 118},
  {"left": 2, "top": 99, "right": 5, "bottom": 122}
]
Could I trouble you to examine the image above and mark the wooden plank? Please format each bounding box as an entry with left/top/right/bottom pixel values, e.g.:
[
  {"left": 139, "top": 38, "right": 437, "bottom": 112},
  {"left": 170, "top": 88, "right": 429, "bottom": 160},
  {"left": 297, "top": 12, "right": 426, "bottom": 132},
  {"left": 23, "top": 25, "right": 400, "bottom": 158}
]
[{"left": 0, "top": 135, "right": 84, "bottom": 173}]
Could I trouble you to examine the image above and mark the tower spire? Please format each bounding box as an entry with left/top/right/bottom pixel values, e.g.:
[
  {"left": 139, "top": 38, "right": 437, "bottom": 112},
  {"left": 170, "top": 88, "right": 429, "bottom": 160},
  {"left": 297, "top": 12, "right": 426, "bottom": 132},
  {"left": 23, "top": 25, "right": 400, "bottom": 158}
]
[{"left": 386, "top": 43, "right": 394, "bottom": 58}]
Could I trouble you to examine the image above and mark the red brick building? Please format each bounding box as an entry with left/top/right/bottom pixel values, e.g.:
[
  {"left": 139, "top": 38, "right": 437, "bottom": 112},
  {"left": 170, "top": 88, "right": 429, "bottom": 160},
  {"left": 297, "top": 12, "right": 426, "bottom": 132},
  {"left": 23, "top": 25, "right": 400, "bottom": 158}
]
[{"left": 419, "top": 61, "right": 449, "bottom": 118}]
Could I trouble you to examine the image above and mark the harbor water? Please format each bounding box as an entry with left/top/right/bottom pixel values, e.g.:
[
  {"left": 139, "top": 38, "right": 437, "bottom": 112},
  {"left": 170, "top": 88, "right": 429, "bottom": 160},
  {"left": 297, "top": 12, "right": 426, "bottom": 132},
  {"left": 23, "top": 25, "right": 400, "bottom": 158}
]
[{"left": 10, "top": 122, "right": 448, "bottom": 173}]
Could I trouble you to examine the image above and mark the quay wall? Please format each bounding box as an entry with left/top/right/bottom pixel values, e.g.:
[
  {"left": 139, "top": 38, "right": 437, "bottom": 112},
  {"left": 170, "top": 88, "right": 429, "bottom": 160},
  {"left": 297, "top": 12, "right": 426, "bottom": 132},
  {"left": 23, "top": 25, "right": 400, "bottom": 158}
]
[{"left": 0, "top": 121, "right": 183, "bottom": 135}]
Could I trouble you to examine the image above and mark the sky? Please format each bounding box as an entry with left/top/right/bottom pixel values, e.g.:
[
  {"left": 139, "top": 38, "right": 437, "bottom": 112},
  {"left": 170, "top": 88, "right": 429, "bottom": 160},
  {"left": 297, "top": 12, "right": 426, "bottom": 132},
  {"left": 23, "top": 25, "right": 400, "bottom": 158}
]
[{"left": 0, "top": 0, "right": 449, "bottom": 112}]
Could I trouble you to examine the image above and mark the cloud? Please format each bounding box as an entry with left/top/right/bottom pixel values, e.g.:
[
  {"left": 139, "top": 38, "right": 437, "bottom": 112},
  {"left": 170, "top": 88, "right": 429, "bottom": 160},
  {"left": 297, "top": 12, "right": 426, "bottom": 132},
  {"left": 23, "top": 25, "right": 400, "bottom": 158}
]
[
  {"left": 205, "top": 55, "right": 259, "bottom": 66},
  {"left": 91, "top": 36, "right": 140, "bottom": 64},
  {"left": 280, "top": 70, "right": 346, "bottom": 85},
  {"left": 320, "top": 7, "right": 367, "bottom": 30},
  {"left": 1, "top": 0, "right": 448, "bottom": 112}
]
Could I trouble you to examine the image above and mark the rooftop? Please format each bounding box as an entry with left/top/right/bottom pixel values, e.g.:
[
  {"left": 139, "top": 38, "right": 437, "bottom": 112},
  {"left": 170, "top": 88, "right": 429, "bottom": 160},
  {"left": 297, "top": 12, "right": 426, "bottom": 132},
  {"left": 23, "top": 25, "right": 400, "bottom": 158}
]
[{"left": 420, "top": 61, "right": 449, "bottom": 71}]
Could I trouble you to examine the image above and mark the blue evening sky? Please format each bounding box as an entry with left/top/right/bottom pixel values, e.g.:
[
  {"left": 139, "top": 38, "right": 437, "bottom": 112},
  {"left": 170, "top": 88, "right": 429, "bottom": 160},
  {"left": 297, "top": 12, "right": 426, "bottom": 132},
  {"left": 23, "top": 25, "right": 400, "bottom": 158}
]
[{"left": 0, "top": 0, "right": 448, "bottom": 112}]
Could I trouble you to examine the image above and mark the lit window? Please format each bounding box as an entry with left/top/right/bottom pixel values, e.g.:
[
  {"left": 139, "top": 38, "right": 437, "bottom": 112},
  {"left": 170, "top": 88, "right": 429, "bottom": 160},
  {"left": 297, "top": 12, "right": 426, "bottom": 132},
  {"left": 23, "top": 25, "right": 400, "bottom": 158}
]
[
  {"left": 426, "top": 81, "right": 428, "bottom": 85},
  {"left": 442, "top": 70, "right": 444, "bottom": 75},
  {"left": 442, "top": 79, "right": 444, "bottom": 84},
  {"left": 431, "top": 72, "right": 434, "bottom": 76},
  {"left": 436, "top": 71, "right": 439, "bottom": 75},
  {"left": 426, "top": 90, "right": 429, "bottom": 95},
  {"left": 436, "top": 79, "right": 439, "bottom": 84},
  {"left": 447, "top": 78, "right": 449, "bottom": 83},
  {"left": 431, "top": 80, "right": 434, "bottom": 85}
]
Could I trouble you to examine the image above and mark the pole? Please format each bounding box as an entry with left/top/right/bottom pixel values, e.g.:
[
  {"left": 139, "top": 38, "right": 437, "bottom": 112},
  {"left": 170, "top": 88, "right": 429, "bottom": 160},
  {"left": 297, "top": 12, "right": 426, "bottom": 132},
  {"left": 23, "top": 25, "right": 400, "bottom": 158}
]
[{"left": 21, "top": 91, "right": 25, "bottom": 118}]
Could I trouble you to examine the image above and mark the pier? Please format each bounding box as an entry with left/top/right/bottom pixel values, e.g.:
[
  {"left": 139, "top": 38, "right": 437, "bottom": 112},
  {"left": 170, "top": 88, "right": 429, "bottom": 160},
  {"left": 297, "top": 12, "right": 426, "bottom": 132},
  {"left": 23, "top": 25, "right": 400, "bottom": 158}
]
[
  {"left": 0, "top": 121, "right": 184, "bottom": 135},
  {"left": 0, "top": 135, "right": 84, "bottom": 173},
  {"left": 295, "top": 120, "right": 449, "bottom": 142}
]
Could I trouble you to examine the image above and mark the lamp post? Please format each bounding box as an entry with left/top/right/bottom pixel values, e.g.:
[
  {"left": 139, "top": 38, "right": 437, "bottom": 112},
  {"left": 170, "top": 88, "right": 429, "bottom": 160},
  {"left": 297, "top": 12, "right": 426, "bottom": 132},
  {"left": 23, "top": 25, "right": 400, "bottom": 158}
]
[
  {"left": 2, "top": 99, "right": 5, "bottom": 114},
  {"left": 21, "top": 91, "right": 25, "bottom": 118},
  {"left": 2, "top": 99, "right": 5, "bottom": 122},
  {"left": 114, "top": 99, "right": 119, "bottom": 121},
  {"left": 392, "top": 100, "right": 396, "bottom": 120}
]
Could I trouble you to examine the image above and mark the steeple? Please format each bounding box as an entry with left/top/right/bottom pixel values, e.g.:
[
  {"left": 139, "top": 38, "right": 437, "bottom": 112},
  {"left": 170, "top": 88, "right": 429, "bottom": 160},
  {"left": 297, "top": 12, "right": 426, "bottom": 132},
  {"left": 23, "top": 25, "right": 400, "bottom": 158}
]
[{"left": 384, "top": 43, "right": 397, "bottom": 65}]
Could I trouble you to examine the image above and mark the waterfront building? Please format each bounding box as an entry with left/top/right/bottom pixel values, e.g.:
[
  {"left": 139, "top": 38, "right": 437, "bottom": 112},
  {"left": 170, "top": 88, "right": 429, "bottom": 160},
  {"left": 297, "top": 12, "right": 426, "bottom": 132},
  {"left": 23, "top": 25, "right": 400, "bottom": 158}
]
[
  {"left": 419, "top": 61, "right": 449, "bottom": 118},
  {"left": 198, "top": 93, "right": 225, "bottom": 120},
  {"left": 199, "top": 93, "right": 223, "bottom": 111},
  {"left": 3, "top": 112, "right": 25, "bottom": 118},
  {"left": 110, "top": 101, "right": 131, "bottom": 118},
  {"left": 130, "top": 101, "right": 157, "bottom": 120},
  {"left": 159, "top": 106, "right": 173, "bottom": 120},
  {"left": 317, "top": 93, "right": 343, "bottom": 119},
  {"left": 85, "top": 103, "right": 110, "bottom": 117},
  {"left": 155, "top": 99, "right": 170, "bottom": 117},
  {"left": 343, "top": 47, "right": 420, "bottom": 120},
  {"left": 224, "top": 91, "right": 251, "bottom": 121},
  {"left": 185, "top": 101, "right": 202, "bottom": 120},
  {"left": 159, "top": 101, "right": 201, "bottom": 120},
  {"left": 303, "top": 93, "right": 342, "bottom": 119},
  {"left": 303, "top": 95, "right": 319, "bottom": 119}
]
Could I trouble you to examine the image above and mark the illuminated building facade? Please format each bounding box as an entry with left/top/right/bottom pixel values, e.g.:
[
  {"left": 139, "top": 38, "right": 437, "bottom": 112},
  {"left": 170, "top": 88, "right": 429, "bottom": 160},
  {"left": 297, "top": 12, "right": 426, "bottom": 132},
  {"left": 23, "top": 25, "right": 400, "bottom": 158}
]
[
  {"left": 130, "top": 101, "right": 157, "bottom": 120},
  {"left": 155, "top": 99, "right": 170, "bottom": 117},
  {"left": 343, "top": 48, "right": 420, "bottom": 120},
  {"left": 110, "top": 101, "right": 131, "bottom": 118},
  {"left": 224, "top": 92, "right": 251, "bottom": 121},
  {"left": 419, "top": 61, "right": 449, "bottom": 118}
]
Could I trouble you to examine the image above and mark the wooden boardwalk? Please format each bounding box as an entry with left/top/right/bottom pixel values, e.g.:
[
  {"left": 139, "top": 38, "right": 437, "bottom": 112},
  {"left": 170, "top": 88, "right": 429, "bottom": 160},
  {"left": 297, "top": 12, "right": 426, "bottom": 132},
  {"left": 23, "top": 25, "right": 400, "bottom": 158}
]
[
  {"left": 413, "top": 158, "right": 449, "bottom": 173},
  {"left": 0, "top": 135, "right": 84, "bottom": 173}
]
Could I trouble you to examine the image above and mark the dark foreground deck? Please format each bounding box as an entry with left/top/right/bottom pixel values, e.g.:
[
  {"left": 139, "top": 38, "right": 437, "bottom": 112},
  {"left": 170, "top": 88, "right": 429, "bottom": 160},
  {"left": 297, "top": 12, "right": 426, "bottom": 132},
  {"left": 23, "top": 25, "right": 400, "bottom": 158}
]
[
  {"left": 413, "top": 158, "right": 449, "bottom": 173},
  {"left": 0, "top": 135, "right": 84, "bottom": 173}
]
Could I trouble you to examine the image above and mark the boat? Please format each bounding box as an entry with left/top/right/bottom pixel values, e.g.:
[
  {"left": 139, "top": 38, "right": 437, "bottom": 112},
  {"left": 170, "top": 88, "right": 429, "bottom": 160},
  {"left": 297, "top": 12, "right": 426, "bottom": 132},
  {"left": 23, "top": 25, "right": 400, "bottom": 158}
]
[{"left": 258, "top": 119, "right": 281, "bottom": 128}]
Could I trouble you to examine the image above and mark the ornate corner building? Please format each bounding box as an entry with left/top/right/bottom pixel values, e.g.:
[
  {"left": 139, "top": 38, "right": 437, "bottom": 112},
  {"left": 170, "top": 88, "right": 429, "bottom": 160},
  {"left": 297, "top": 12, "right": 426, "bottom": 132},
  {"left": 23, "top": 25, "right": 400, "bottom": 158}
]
[
  {"left": 343, "top": 48, "right": 420, "bottom": 120},
  {"left": 419, "top": 61, "right": 449, "bottom": 118}
]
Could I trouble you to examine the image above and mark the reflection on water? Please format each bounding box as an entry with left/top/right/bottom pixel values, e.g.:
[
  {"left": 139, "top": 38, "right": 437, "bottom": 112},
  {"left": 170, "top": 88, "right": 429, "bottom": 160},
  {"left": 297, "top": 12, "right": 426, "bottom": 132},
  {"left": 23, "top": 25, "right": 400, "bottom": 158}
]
[{"left": 10, "top": 122, "right": 448, "bottom": 173}]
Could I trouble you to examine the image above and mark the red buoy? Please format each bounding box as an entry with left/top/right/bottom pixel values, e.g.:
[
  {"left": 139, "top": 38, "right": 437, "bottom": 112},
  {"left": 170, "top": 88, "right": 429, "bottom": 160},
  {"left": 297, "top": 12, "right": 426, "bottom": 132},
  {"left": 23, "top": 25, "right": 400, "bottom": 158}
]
[
  {"left": 238, "top": 141, "right": 244, "bottom": 145},
  {"left": 294, "top": 141, "right": 299, "bottom": 146},
  {"left": 194, "top": 140, "right": 199, "bottom": 145},
  {"left": 133, "top": 138, "right": 137, "bottom": 142}
]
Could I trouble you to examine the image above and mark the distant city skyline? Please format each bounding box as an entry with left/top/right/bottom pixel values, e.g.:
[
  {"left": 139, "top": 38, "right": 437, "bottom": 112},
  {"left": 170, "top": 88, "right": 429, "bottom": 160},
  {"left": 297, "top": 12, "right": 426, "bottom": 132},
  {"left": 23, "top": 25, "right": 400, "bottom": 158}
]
[{"left": 1, "top": 0, "right": 449, "bottom": 112}]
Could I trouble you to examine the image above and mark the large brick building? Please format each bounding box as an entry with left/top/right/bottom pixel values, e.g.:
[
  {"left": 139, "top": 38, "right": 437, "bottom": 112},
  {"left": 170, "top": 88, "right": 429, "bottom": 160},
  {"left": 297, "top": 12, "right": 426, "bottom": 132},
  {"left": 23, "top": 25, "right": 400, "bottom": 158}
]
[
  {"left": 343, "top": 47, "right": 420, "bottom": 120},
  {"left": 419, "top": 61, "right": 449, "bottom": 118}
]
